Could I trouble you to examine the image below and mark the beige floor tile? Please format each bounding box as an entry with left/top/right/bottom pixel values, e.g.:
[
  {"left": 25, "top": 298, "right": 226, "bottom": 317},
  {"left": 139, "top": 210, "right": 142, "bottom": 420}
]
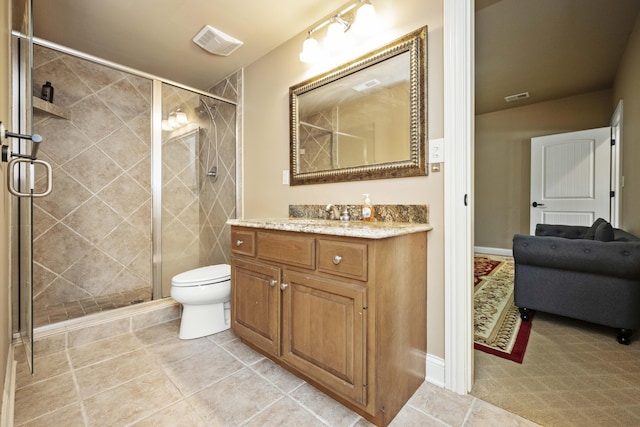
[
  {"left": 221, "top": 338, "right": 266, "bottom": 365},
  {"left": 244, "top": 396, "right": 326, "bottom": 427},
  {"left": 14, "top": 372, "right": 80, "bottom": 425},
  {"left": 133, "top": 319, "right": 181, "bottom": 345},
  {"left": 407, "top": 381, "right": 474, "bottom": 426},
  {"left": 131, "top": 400, "right": 208, "bottom": 427},
  {"left": 388, "top": 405, "right": 446, "bottom": 426},
  {"left": 206, "top": 328, "right": 238, "bottom": 345},
  {"left": 16, "top": 350, "right": 70, "bottom": 389},
  {"left": 74, "top": 348, "right": 159, "bottom": 398},
  {"left": 250, "top": 358, "right": 305, "bottom": 393},
  {"left": 32, "top": 333, "right": 67, "bottom": 357},
  {"left": 146, "top": 336, "right": 217, "bottom": 366},
  {"left": 465, "top": 399, "right": 539, "bottom": 427},
  {"left": 19, "top": 402, "right": 85, "bottom": 427},
  {"left": 290, "top": 383, "right": 361, "bottom": 427},
  {"left": 188, "top": 367, "right": 284, "bottom": 425},
  {"left": 352, "top": 417, "right": 377, "bottom": 427},
  {"left": 68, "top": 333, "right": 143, "bottom": 369},
  {"left": 162, "top": 344, "right": 244, "bottom": 396},
  {"left": 83, "top": 370, "right": 182, "bottom": 426}
]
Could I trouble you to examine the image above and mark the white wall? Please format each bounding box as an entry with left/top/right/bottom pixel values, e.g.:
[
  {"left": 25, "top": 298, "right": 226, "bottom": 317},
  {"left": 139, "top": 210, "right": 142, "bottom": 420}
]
[{"left": 243, "top": 0, "right": 446, "bottom": 358}]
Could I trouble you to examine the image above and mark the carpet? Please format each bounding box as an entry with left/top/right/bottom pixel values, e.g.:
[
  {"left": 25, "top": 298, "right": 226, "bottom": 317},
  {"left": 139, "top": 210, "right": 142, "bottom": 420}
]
[{"left": 473, "top": 254, "right": 532, "bottom": 363}]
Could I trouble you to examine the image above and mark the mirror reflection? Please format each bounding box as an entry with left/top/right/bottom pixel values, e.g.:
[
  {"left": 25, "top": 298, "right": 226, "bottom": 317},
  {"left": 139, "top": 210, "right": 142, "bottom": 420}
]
[
  {"left": 298, "top": 51, "right": 410, "bottom": 171},
  {"left": 290, "top": 27, "right": 427, "bottom": 185}
]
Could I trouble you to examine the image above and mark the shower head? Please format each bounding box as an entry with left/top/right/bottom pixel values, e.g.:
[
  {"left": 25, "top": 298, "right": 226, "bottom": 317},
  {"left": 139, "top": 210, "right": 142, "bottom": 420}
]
[{"left": 195, "top": 101, "right": 216, "bottom": 118}]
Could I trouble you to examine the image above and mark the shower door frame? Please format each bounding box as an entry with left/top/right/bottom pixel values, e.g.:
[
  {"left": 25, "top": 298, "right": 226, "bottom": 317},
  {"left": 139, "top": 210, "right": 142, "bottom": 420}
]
[
  {"left": 11, "top": 22, "right": 36, "bottom": 372},
  {"left": 24, "top": 38, "right": 238, "bottom": 310}
]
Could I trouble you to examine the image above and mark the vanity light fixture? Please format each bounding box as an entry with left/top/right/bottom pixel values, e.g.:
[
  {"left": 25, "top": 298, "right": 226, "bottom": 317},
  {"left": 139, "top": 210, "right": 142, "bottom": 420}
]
[
  {"left": 162, "top": 108, "right": 190, "bottom": 131},
  {"left": 299, "top": 0, "right": 377, "bottom": 64}
]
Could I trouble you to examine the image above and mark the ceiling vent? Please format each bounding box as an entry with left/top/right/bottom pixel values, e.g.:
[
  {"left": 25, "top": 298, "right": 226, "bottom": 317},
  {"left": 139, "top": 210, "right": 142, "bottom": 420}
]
[
  {"left": 353, "top": 79, "right": 382, "bottom": 92},
  {"left": 192, "top": 25, "right": 243, "bottom": 56},
  {"left": 504, "top": 92, "right": 530, "bottom": 103}
]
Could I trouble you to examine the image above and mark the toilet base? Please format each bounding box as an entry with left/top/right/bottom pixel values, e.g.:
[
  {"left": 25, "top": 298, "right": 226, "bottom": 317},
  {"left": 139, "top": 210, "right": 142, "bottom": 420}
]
[{"left": 178, "top": 301, "right": 230, "bottom": 339}]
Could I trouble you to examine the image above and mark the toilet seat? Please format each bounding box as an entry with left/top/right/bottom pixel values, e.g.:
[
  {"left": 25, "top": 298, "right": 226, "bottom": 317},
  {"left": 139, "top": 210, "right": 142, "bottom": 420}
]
[{"left": 171, "top": 264, "right": 231, "bottom": 287}]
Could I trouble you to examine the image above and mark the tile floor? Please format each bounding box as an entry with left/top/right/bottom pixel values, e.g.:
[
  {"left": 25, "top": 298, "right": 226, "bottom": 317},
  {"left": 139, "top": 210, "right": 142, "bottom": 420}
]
[{"left": 15, "top": 319, "right": 539, "bottom": 426}]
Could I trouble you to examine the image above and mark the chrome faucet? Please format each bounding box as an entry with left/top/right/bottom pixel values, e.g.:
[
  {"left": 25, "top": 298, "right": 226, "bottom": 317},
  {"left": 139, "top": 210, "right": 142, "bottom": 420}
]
[
  {"left": 325, "top": 204, "right": 350, "bottom": 221},
  {"left": 325, "top": 204, "right": 340, "bottom": 220}
]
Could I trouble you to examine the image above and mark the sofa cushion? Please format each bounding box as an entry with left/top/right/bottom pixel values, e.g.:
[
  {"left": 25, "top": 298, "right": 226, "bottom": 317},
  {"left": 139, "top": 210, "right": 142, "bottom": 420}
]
[
  {"left": 584, "top": 218, "right": 606, "bottom": 239},
  {"left": 595, "top": 221, "right": 615, "bottom": 242}
]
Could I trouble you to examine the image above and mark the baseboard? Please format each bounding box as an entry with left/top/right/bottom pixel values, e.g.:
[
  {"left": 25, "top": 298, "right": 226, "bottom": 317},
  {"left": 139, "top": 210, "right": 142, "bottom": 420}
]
[
  {"left": 425, "top": 353, "right": 445, "bottom": 388},
  {"left": 474, "top": 246, "right": 513, "bottom": 257},
  {"left": 1, "top": 345, "right": 16, "bottom": 427}
]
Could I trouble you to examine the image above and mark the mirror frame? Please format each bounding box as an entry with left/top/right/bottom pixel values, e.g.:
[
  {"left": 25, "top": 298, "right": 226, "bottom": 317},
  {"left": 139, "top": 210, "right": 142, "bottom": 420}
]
[{"left": 289, "top": 26, "right": 427, "bottom": 185}]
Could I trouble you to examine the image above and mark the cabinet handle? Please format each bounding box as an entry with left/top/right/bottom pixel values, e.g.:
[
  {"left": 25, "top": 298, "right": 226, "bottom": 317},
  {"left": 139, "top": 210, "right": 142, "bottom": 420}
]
[
  {"left": 333, "top": 255, "right": 342, "bottom": 265},
  {"left": 270, "top": 279, "right": 278, "bottom": 287},
  {"left": 280, "top": 283, "right": 288, "bottom": 291},
  {"left": 236, "top": 240, "right": 243, "bottom": 247}
]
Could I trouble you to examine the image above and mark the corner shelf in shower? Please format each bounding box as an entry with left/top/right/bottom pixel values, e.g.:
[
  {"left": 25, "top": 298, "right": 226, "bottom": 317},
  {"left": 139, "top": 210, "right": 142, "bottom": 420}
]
[{"left": 33, "top": 96, "right": 71, "bottom": 120}]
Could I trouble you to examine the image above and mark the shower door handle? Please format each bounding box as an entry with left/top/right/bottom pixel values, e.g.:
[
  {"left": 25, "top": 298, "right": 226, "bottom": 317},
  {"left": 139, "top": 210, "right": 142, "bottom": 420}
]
[{"left": 7, "top": 157, "right": 53, "bottom": 198}]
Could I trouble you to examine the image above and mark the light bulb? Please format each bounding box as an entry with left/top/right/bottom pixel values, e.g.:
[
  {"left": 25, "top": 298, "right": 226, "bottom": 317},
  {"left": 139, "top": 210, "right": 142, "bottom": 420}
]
[
  {"left": 354, "top": 1, "right": 376, "bottom": 35},
  {"left": 299, "top": 36, "right": 320, "bottom": 63},
  {"left": 161, "top": 120, "right": 172, "bottom": 131},
  {"left": 168, "top": 113, "right": 179, "bottom": 129},
  {"left": 324, "top": 19, "right": 347, "bottom": 52},
  {"left": 175, "top": 109, "right": 188, "bottom": 124}
]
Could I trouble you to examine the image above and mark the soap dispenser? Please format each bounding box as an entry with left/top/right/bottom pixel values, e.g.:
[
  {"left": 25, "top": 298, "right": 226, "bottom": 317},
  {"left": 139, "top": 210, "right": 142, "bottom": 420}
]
[{"left": 362, "top": 193, "right": 374, "bottom": 222}]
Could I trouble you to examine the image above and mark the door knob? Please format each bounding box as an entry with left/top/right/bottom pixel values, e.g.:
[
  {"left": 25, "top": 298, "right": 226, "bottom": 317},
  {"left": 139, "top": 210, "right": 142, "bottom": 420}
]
[{"left": 532, "top": 202, "right": 545, "bottom": 207}]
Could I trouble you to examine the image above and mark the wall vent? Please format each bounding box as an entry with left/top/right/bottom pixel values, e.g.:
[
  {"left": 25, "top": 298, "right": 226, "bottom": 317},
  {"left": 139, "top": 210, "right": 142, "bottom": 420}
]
[
  {"left": 504, "top": 92, "right": 530, "bottom": 102},
  {"left": 192, "top": 25, "right": 243, "bottom": 56}
]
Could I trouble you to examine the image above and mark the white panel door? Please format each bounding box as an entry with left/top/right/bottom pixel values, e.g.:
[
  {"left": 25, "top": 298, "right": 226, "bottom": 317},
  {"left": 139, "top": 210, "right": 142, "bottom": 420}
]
[{"left": 530, "top": 127, "right": 611, "bottom": 234}]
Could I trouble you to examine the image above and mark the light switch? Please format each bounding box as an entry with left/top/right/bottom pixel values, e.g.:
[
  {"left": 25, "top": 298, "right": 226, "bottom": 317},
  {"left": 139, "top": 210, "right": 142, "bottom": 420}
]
[
  {"left": 282, "top": 170, "right": 290, "bottom": 185},
  {"left": 429, "top": 138, "right": 444, "bottom": 163}
]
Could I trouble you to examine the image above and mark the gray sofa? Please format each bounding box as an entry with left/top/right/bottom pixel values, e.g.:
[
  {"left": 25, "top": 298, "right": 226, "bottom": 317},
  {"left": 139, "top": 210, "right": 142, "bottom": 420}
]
[{"left": 513, "top": 223, "right": 640, "bottom": 344}]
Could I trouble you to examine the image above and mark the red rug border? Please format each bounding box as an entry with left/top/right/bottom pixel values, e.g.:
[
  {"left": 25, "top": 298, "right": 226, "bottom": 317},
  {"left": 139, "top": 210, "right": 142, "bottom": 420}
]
[{"left": 474, "top": 312, "right": 534, "bottom": 363}]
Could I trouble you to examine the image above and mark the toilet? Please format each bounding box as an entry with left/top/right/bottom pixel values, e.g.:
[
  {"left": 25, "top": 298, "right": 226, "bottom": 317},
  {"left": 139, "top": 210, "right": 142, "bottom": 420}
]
[{"left": 170, "top": 264, "right": 231, "bottom": 340}]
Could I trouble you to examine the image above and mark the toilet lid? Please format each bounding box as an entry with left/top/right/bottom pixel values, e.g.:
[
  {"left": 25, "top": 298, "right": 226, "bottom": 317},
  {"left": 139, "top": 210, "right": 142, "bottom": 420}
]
[{"left": 171, "top": 264, "right": 231, "bottom": 287}]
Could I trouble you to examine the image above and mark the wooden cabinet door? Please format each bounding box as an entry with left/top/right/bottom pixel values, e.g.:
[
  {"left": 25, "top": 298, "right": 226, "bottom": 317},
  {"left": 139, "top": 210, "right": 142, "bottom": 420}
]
[
  {"left": 281, "top": 271, "right": 367, "bottom": 406},
  {"left": 231, "top": 258, "right": 281, "bottom": 357}
]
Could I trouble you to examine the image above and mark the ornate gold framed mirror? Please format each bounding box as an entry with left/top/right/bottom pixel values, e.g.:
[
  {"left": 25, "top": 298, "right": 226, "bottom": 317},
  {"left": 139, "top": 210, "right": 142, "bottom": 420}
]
[{"left": 290, "top": 26, "right": 427, "bottom": 185}]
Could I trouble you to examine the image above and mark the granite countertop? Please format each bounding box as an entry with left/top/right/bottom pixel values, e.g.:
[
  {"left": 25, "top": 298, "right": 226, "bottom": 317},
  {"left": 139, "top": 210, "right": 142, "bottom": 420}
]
[{"left": 227, "top": 218, "right": 432, "bottom": 239}]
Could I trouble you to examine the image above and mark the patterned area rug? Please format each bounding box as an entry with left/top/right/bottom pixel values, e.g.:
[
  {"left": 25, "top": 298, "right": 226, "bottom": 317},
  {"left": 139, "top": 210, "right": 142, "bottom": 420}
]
[{"left": 474, "top": 254, "right": 532, "bottom": 363}]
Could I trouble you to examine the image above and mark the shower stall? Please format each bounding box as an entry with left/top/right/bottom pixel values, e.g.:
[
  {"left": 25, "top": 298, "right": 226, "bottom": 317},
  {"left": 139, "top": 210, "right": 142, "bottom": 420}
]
[{"left": 15, "top": 41, "right": 238, "bottom": 331}]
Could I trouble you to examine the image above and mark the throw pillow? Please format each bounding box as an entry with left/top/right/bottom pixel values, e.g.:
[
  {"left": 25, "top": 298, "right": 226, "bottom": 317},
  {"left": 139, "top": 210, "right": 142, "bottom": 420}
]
[
  {"left": 584, "top": 217, "right": 606, "bottom": 239},
  {"left": 595, "top": 221, "right": 614, "bottom": 242}
]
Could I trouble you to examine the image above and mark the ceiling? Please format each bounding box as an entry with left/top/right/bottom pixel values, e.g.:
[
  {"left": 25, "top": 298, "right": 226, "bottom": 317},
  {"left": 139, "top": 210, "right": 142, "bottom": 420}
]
[
  {"left": 476, "top": 0, "right": 640, "bottom": 114},
  {"left": 29, "top": 0, "right": 640, "bottom": 112},
  {"left": 30, "top": 0, "right": 349, "bottom": 90}
]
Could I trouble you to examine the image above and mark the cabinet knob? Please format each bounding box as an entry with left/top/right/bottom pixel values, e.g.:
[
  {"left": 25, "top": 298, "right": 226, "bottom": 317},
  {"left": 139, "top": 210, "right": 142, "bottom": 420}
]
[
  {"left": 270, "top": 279, "right": 278, "bottom": 287},
  {"left": 236, "top": 240, "right": 244, "bottom": 247},
  {"left": 333, "top": 255, "right": 342, "bottom": 265},
  {"left": 280, "top": 282, "right": 289, "bottom": 291}
]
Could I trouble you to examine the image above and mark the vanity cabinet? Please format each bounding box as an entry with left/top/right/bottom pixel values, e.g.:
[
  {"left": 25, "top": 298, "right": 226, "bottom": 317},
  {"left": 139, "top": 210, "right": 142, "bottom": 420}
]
[{"left": 230, "top": 225, "right": 428, "bottom": 427}]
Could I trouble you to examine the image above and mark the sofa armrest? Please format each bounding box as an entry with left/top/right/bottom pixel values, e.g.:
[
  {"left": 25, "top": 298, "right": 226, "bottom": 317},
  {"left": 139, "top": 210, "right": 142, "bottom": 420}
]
[
  {"left": 513, "top": 233, "right": 640, "bottom": 280},
  {"left": 535, "top": 224, "right": 589, "bottom": 239}
]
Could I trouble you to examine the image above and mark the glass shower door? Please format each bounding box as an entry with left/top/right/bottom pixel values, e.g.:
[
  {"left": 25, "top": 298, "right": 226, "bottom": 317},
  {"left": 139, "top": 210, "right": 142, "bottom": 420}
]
[{"left": 12, "top": 0, "right": 35, "bottom": 373}]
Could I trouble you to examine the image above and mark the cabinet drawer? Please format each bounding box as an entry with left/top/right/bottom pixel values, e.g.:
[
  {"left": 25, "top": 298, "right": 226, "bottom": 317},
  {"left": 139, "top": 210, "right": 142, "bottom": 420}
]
[
  {"left": 231, "top": 229, "right": 256, "bottom": 256},
  {"left": 257, "top": 232, "right": 315, "bottom": 269},
  {"left": 317, "top": 239, "right": 368, "bottom": 281}
]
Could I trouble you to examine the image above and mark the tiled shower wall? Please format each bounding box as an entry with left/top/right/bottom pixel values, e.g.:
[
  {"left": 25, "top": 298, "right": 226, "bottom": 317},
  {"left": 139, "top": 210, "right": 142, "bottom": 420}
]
[
  {"left": 32, "top": 45, "right": 153, "bottom": 326},
  {"left": 160, "top": 82, "right": 237, "bottom": 296},
  {"left": 30, "top": 45, "right": 238, "bottom": 326}
]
